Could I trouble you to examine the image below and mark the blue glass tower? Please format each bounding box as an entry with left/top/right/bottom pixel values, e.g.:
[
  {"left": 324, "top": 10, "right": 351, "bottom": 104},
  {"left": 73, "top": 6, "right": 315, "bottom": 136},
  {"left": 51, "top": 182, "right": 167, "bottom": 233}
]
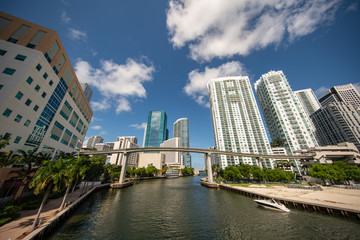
[{"left": 144, "top": 111, "right": 168, "bottom": 148}]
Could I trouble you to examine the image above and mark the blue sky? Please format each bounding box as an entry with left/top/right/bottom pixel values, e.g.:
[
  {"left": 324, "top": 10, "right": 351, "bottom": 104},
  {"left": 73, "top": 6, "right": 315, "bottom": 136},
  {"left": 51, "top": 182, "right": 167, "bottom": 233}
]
[{"left": 2, "top": 0, "right": 360, "bottom": 169}]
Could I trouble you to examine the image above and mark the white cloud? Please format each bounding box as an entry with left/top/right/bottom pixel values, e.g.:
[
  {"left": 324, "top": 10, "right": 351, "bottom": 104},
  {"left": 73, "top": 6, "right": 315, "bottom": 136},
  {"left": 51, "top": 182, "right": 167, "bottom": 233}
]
[
  {"left": 68, "top": 28, "right": 87, "bottom": 40},
  {"left": 130, "top": 122, "right": 147, "bottom": 130},
  {"left": 99, "top": 131, "right": 108, "bottom": 135},
  {"left": 167, "top": 0, "right": 341, "bottom": 62},
  {"left": 91, "top": 125, "right": 102, "bottom": 130},
  {"left": 314, "top": 86, "right": 329, "bottom": 97},
  {"left": 75, "top": 58, "right": 155, "bottom": 114},
  {"left": 61, "top": 11, "right": 71, "bottom": 23},
  {"left": 184, "top": 61, "right": 247, "bottom": 107}
]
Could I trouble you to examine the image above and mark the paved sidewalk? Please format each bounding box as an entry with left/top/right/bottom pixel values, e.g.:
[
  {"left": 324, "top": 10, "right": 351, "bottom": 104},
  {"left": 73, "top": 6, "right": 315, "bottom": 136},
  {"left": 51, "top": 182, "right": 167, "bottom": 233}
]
[{"left": 0, "top": 187, "right": 89, "bottom": 240}]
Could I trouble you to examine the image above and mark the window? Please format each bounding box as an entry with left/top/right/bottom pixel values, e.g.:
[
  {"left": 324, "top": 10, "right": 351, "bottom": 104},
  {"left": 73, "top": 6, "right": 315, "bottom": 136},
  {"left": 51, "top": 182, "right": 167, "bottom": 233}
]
[
  {"left": 33, "top": 105, "right": 39, "bottom": 112},
  {"left": 15, "top": 54, "right": 26, "bottom": 61},
  {"left": 24, "top": 119, "right": 31, "bottom": 127},
  {"left": 25, "top": 99, "right": 32, "bottom": 106},
  {"left": 0, "top": 84, "right": 3, "bottom": 90},
  {"left": 14, "top": 114, "right": 22, "bottom": 122},
  {"left": 3, "top": 133, "right": 11, "bottom": 140},
  {"left": 2, "top": 108, "right": 12, "bottom": 117},
  {"left": 15, "top": 91, "right": 23, "bottom": 100},
  {"left": 7, "top": 38, "right": 17, "bottom": 43},
  {"left": 49, "top": 80, "right": 53, "bottom": 86},
  {"left": 14, "top": 136, "right": 21, "bottom": 144},
  {"left": 43, "top": 73, "right": 48, "bottom": 79},
  {"left": 0, "top": 49, "right": 7, "bottom": 56},
  {"left": 3, "top": 68, "right": 16, "bottom": 75},
  {"left": 50, "top": 134, "right": 60, "bottom": 141},
  {"left": 41, "top": 92, "right": 47, "bottom": 98},
  {"left": 26, "top": 77, "right": 33, "bottom": 85},
  {"left": 34, "top": 85, "right": 40, "bottom": 92},
  {"left": 36, "top": 64, "right": 42, "bottom": 71}
]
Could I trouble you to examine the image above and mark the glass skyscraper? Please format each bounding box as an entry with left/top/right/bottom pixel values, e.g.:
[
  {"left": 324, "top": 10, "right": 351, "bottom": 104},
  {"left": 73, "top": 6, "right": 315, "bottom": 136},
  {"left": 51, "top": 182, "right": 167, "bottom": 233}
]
[
  {"left": 143, "top": 111, "right": 168, "bottom": 148},
  {"left": 174, "top": 118, "right": 191, "bottom": 168},
  {"left": 208, "top": 76, "right": 274, "bottom": 169}
]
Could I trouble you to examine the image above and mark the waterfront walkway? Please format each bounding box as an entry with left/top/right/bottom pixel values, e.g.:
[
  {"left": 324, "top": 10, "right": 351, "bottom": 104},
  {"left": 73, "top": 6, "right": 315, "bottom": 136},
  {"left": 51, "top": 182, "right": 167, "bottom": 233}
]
[{"left": 0, "top": 186, "right": 94, "bottom": 240}]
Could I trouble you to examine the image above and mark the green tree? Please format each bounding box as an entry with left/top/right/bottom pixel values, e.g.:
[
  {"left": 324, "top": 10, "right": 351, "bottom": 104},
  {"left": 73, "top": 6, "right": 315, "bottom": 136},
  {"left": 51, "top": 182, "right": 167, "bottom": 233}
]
[
  {"left": 104, "top": 164, "right": 122, "bottom": 182},
  {"left": 238, "top": 164, "right": 251, "bottom": 180},
  {"left": 146, "top": 166, "right": 159, "bottom": 177},
  {"left": 250, "top": 165, "right": 264, "bottom": 182},
  {"left": 270, "top": 139, "right": 284, "bottom": 147},
  {"left": 30, "top": 158, "right": 68, "bottom": 231}
]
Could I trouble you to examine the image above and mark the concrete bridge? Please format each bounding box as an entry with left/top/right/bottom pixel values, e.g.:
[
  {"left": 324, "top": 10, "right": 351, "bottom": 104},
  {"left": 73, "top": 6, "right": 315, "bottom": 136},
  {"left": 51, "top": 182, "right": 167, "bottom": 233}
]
[{"left": 82, "top": 147, "right": 313, "bottom": 184}]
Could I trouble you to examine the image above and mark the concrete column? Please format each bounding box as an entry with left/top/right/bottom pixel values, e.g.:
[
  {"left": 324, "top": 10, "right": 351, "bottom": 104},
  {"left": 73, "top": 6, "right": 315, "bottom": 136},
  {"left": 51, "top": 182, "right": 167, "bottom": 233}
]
[
  {"left": 257, "top": 157, "right": 263, "bottom": 169},
  {"left": 119, "top": 153, "right": 129, "bottom": 184},
  {"left": 205, "top": 153, "right": 214, "bottom": 183}
]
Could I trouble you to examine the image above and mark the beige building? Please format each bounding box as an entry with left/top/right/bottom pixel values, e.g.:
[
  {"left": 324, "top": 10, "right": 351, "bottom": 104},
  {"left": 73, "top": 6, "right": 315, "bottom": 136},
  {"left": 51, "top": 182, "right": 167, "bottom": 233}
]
[
  {"left": 109, "top": 136, "right": 139, "bottom": 167},
  {"left": 138, "top": 153, "right": 165, "bottom": 170},
  {"left": 296, "top": 142, "right": 360, "bottom": 166},
  {"left": 160, "top": 137, "right": 181, "bottom": 165}
]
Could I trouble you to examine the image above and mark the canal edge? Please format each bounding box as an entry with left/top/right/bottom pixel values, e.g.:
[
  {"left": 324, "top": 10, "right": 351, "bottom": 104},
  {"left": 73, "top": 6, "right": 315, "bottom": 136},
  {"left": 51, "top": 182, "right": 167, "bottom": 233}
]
[
  {"left": 22, "top": 183, "right": 110, "bottom": 240},
  {"left": 219, "top": 184, "right": 360, "bottom": 221}
]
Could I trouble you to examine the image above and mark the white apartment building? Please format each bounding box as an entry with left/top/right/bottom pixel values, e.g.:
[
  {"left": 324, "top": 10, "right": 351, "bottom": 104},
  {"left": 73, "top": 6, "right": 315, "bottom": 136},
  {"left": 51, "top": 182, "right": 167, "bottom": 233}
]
[
  {"left": 109, "top": 136, "right": 139, "bottom": 167},
  {"left": 86, "top": 136, "right": 103, "bottom": 149},
  {"left": 255, "top": 70, "right": 318, "bottom": 173},
  {"left": 0, "top": 12, "right": 92, "bottom": 157},
  {"left": 208, "top": 76, "right": 274, "bottom": 169},
  {"left": 160, "top": 137, "right": 181, "bottom": 165}
]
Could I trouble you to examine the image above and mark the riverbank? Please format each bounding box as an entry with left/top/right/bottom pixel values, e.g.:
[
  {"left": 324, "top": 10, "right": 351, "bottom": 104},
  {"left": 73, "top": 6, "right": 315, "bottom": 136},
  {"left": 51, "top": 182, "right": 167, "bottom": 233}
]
[
  {"left": 220, "top": 184, "right": 360, "bottom": 219},
  {"left": 0, "top": 184, "right": 109, "bottom": 240}
]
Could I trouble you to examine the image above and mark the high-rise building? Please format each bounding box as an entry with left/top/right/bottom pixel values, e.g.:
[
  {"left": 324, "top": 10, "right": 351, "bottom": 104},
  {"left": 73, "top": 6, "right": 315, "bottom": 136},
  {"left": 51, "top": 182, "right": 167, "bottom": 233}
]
[
  {"left": 81, "top": 83, "right": 93, "bottom": 103},
  {"left": 319, "top": 84, "right": 360, "bottom": 112},
  {"left": 173, "top": 118, "right": 191, "bottom": 167},
  {"left": 255, "top": 71, "right": 318, "bottom": 172},
  {"left": 208, "top": 76, "right": 274, "bottom": 169},
  {"left": 143, "top": 111, "right": 168, "bottom": 148},
  {"left": 311, "top": 102, "right": 360, "bottom": 151},
  {"left": 160, "top": 137, "right": 181, "bottom": 165},
  {"left": 110, "top": 136, "right": 139, "bottom": 167},
  {"left": 86, "top": 136, "right": 103, "bottom": 148},
  {"left": 0, "top": 12, "right": 92, "bottom": 156}
]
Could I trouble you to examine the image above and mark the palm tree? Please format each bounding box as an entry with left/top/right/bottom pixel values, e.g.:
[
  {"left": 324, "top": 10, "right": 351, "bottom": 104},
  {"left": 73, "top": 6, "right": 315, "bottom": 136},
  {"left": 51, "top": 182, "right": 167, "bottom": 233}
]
[{"left": 29, "top": 158, "right": 68, "bottom": 232}]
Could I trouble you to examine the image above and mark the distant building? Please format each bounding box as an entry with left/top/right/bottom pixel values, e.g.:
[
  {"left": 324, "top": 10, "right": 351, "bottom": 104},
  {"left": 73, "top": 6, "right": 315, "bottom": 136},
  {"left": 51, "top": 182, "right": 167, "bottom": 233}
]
[
  {"left": 138, "top": 152, "right": 165, "bottom": 170},
  {"left": 109, "top": 136, "right": 139, "bottom": 167},
  {"left": 173, "top": 118, "right": 191, "bottom": 167},
  {"left": 208, "top": 76, "right": 273, "bottom": 169},
  {"left": 255, "top": 71, "right": 318, "bottom": 173},
  {"left": 143, "top": 111, "right": 168, "bottom": 148},
  {"left": 105, "top": 142, "right": 114, "bottom": 150},
  {"left": 0, "top": 12, "right": 92, "bottom": 156},
  {"left": 319, "top": 84, "right": 360, "bottom": 112},
  {"left": 86, "top": 136, "right": 103, "bottom": 148},
  {"left": 294, "top": 89, "right": 321, "bottom": 116},
  {"left": 81, "top": 83, "right": 93, "bottom": 103},
  {"left": 311, "top": 102, "right": 360, "bottom": 151},
  {"left": 272, "top": 147, "right": 295, "bottom": 172},
  {"left": 160, "top": 137, "right": 181, "bottom": 165}
]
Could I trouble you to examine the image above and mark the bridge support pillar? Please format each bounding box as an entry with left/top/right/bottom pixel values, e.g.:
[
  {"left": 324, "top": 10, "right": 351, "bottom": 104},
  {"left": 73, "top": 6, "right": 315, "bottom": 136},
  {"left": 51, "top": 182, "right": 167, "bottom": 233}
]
[
  {"left": 205, "top": 153, "right": 214, "bottom": 183},
  {"left": 119, "top": 153, "right": 129, "bottom": 184}
]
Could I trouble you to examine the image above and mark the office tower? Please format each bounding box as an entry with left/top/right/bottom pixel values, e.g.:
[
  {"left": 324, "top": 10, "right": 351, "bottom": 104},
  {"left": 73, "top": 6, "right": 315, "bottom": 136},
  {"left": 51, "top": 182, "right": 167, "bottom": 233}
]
[
  {"left": 143, "top": 111, "right": 168, "bottom": 148},
  {"left": 319, "top": 84, "right": 360, "bottom": 111},
  {"left": 173, "top": 118, "right": 191, "bottom": 167},
  {"left": 0, "top": 12, "right": 92, "bottom": 156},
  {"left": 81, "top": 83, "right": 93, "bottom": 103},
  {"left": 110, "top": 136, "right": 139, "bottom": 167},
  {"left": 86, "top": 136, "right": 104, "bottom": 148},
  {"left": 311, "top": 102, "right": 360, "bottom": 151},
  {"left": 208, "top": 76, "right": 274, "bottom": 169},
  {"left": 160, "top": 137, "right": 181, "bottom": 165},
  {"left": 255, "top": 71, "right": 318, "bottom": 172}
]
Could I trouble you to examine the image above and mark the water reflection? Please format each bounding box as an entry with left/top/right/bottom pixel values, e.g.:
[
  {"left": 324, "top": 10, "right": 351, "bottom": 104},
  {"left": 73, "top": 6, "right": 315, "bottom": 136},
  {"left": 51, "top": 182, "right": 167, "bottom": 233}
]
[{"left": 49, "top": 177, "right": 360, "bottom": 240}]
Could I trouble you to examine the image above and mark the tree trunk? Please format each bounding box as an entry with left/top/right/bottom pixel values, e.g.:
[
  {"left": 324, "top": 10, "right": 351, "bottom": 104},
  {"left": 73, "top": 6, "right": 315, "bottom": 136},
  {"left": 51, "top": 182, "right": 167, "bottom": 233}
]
[
  {"left": 59, "top": 184, "right": 71, "bottom": 211},
  {"left": 30, "top": 184, "right": 52, "bottom": 232},
  {"left": 71, "top": 178, "right": 78, "bottom": 193}
]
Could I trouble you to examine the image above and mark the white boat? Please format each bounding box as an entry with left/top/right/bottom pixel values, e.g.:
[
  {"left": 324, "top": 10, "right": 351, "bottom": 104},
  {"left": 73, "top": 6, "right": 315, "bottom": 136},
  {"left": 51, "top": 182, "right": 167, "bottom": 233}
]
[
  {"left": 166, "top": 169, "right": 179, "bottom": 178},
  {"left": 254, "top": 198, "right": 290, "bottom": 212}
]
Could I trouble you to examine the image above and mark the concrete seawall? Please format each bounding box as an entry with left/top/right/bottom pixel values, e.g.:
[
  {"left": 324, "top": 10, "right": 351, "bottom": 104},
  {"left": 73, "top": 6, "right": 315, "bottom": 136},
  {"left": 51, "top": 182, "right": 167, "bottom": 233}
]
[
  {"left": 23, "top": 184, "right": 110, "bottom": 240},
  {"left": 220, "top": 184, "right": 360, "bottom": 221}
]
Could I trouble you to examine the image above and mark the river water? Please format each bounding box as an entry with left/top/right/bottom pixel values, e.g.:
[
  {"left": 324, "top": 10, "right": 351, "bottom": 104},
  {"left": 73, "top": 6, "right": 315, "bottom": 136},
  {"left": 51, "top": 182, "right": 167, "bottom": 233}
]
[{"left": 49, "top": 176, "right": 360, "bottom": 240}]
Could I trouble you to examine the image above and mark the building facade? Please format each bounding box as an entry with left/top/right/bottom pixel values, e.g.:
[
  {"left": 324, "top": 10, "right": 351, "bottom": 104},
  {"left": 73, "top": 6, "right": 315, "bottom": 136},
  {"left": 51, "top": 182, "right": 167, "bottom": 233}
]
[
  {"left": 85, "top": 136, "right": 103, "bottom": 149},
  {"left": 319, "top": 84, "right": 360, "bottom": 112},
  {"left": 143, "top": 111, "right": 168, "bottom": 148},
  {"left": 208, "top": 76, "right": 274, "bottom": 169},
  {"left": 311, "top": 102, "right": 360, "bottom": 151},
  {"left": 109, "top": 136, "right": 139, "bottom": 167},
  {"left": 255, "top": 71, "right": 318, "bottom": 172},
  {"left": 173, "top": 118, "right": 191, "bottom": 167},
  {"left": 160, "top": 137, "right": 181, "bottom": 165},
  {"left": 81, "top": 83, "right": 93, "bottom": 103},
  {"left": 0, "top": 12, "right": 92, "bottom": 157}
]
